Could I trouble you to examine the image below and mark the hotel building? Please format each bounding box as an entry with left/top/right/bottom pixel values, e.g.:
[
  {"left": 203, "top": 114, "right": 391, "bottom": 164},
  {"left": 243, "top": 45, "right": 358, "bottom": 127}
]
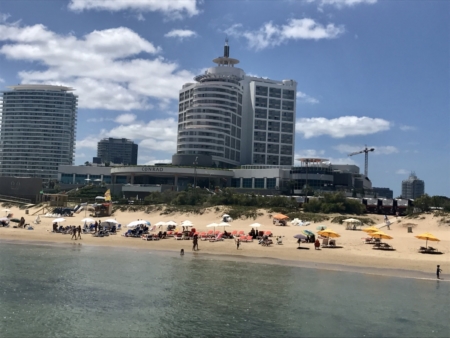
[
  {"left": 173, "top": 41, "right": 296, "bottom": 168},
  {"left": 0, "top": 84, "right": 77, "bottom": 181}
]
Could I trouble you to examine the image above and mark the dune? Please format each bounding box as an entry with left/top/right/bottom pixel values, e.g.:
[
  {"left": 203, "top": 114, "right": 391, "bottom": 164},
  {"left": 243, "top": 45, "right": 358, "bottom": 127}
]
[{"left": 0, "top": 205, "right": 449, "bottom": 276}]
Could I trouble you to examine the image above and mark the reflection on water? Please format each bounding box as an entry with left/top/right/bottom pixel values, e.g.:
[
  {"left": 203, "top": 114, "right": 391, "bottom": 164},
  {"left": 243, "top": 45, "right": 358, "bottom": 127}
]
[{"left": 0, "top": 243, "right": 449, "bottom": 337}]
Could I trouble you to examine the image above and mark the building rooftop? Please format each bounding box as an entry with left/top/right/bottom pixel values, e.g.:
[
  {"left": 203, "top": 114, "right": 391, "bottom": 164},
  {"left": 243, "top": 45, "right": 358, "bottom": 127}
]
[{"left": 6, "top": 84, "right": 75, "bottom": 92}]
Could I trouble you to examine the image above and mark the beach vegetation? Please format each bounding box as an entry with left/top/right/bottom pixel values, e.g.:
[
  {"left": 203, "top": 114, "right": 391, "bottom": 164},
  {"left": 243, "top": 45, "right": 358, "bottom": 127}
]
[{"left": 303, "top": 192, "right": 366, "bottom": 215}]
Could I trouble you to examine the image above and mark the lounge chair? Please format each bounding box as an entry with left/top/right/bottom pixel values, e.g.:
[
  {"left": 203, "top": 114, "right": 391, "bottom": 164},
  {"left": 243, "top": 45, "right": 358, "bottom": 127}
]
[
  {"left": 261, "top": 238, "right": 273, "bottom": 246},
  {"left": 210, "top": 233, "right": 224, "bottom": 242},
  {"left": 238, "top": 230, "right": 245, "bottom": 237},
  {"left": 321, "top": 238, "right": 329, "bottom": 247},
  {"left": 276, "top": 236, "right": 283, "bottom": 245},
  {"left": 231, "top": 230, "right": 238, "bottom": 237},
  {"left": 329, "top": 239, "right": 336, "bottom": 247},
  {"left": 245, "top": 235, "right": 253, "bottom": 242},
  {"left": 264, "top": 231, "right": 272, "bottom": 237},
  {"left": 174, "top": 233, "right": 183, "bottom": 240}
]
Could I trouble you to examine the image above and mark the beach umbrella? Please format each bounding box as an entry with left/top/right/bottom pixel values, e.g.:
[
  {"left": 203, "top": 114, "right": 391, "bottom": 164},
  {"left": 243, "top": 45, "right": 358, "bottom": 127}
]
[
  {"left": 0, "top": 217, "right": 9, "bottom": 222},
  {"left": 166, "top": 221, "right": 177, "bottom": 226},
  {"left": 302, "top": 229, "right": 314, "bottom": 236},
  {"left": 294, "top": 234, "right": 307, "bottom": 239},
  {"left": 249, "top": 223, "right": 262, "bottom": 228},
  {"left": 273, "top": 213, "right": 289, "bottom": 220},
  {"left": 155, "top": 221, "right": 166, "bottom": 226},
  {"left": 81, "top": 218, "right": 95, "bottom": 223},
  {"left": 52, "top": 218, "right": 66, "bottom": 223},
  {"left": 316, "top": 225, "right": 327, "bottom": 231},
  {"left": 318, "top": 229, "right": 340, "bottom": 239},
  {"left": 126, "top": 220, "right": 147, "bottom": 228},
  {"left": 206, "top": 223, "right": 218, "bottom": 228},
  {"left": 2, "top": 209, "right": 10, "bottom": 214},
  {"left": 343, "top": 218, "right": 361, "bottom": 223},
  {"left": 415, "top": 232, "right": 440, "bottom": 249},
  {"left": 104, "top": 219, "right": 119, "bottom": 224},
  {"left": 362, "top": 226, "right": 379, "bottom": 233},
  {"left": 9, "top": 218, "right": 20, "bottom": 223},
  {"left": 369, "top": 231, "right": 393, "bottom": 240}
]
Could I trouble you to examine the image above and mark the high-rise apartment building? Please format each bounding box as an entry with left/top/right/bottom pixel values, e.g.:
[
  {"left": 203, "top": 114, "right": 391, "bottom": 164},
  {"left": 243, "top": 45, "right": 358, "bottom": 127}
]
[
  {"left": 97, "top": 138, "right": 138, "bottom": 165},
  {"left": 401, "top": 172, "right": 425, "bottom": 199},
  {"left": 0, "top": 84, "right": 77, "bottom": 181},
  {"left": 172, "top": 41, "right": 296, "bottom": 168}
]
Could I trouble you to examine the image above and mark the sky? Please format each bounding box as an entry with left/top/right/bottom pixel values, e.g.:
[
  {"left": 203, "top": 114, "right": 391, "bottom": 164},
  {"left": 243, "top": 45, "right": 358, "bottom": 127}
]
[{"left": 0, "top": 0, "right": 448, "bottom": 197}]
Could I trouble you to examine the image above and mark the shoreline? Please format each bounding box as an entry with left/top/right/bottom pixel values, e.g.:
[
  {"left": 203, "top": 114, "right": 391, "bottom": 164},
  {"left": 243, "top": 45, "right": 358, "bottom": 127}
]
[{"left": 1, "top": 237, "right": 446, "bottom": 282}]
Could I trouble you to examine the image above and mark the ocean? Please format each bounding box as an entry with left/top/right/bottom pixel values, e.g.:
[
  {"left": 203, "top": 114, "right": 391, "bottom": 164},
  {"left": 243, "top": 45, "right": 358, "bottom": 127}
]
[{"left": 0, "top": 242, "right": 448, "bottom": 337}]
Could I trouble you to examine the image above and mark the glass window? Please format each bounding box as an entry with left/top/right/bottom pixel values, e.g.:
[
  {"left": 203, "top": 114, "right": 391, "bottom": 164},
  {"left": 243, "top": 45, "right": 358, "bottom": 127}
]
[
  {"left": 231, "top": 178, "right": 241, "bottom": 187},
  {"left": 282, "top": 101, "right": 294, "bottom": 111},
  {"left": 116, "top": 176, "right": 128, "bottom": 184},
  {"left": 254, "top": 178, "right": 264, "bottom": 188},
  {"left": 267, "top": 178, "right": 277, "bottom": 189},
  {"left": 243, "top": 178, "right": 252, "bottom": 188},
  {"left": 253, "top": 142, "right": 266, "bottom": 153},
  {"left": 255, "top": 109, "right": 267, "bottom": 119},
  {"left": 254, "top": 131, "right": 266, "bottom": 141},
  {"left": 282, "top": 90, "right": 295, "bottom": 100},
  {"left": 282, "top": 112, "right": 294, "bottom": 122},
  {"left": 267, "top": 155, "right": 279, "bottom": 165},
  {"left": 253, "top": 154, "right": 265, "bottom": 164},
  {"left": 269, "top": 88, "right": 281, "bottom": 98},
  {"left": 103, "top": 175, "right": 111, "bottom": 183},
  {"left": 267, "top": 121, "right": 280, "bottom": 132},
  {"left": 281, "top": 134, "right": 293, "bottom": 144},
  {"left": 256, "top": 86, "right": 268, "bottom": 96},
  {"left": 268, "top": 110, "right": 280, "bottom": 120},
  {"left": 267, "top": 144, "right": 279, "bottom": 154},
  {"left": 280, "top": 156, "right": 292, "bottom": 165},
  {"left": 74, "top": 174, "right": 87, "bottom": 184},
  {"left": 269, "top": 99, "right": 281, "bottom": 109},
  {"left": 255, "top": 97, "right": 267, "bottom": 108},
  {"left": 254, "top": 120, "right": 267, "bottom": 130},
  {"left": 281, "top": 145, "right": 292, "bottom": 155},
  {"left": 281, "top": 123, "right": 293, "bottom": 133},
  {"left": 267, "top": 133, "right": 279, "bottom": 143}
]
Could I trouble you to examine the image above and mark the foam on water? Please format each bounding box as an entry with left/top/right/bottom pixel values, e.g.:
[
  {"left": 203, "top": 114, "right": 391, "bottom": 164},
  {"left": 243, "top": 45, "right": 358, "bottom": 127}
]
[{"left": 0, "top": 242, "right": 449, "bottom": 337}]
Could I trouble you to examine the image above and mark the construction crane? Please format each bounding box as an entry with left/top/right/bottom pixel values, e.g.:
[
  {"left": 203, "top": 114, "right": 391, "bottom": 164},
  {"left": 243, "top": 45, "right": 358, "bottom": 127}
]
[{"left": 348, "top": 146, "right": 375, "bottom": 177}]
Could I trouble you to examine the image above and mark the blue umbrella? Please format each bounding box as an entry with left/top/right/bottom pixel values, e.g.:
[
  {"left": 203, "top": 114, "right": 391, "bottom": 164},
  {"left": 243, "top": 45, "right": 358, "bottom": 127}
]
[
  {"left": 303, "top": 230, "right": 314, "bottom": 236},
  {"left": 294, "top": 234, "right": 307, "bottom": 239}
]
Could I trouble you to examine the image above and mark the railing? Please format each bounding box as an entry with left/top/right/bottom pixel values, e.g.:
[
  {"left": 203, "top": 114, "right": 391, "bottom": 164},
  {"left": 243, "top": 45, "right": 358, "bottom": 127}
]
[{"left": 0, "top": 194, "right": 32, "bottom": 204}]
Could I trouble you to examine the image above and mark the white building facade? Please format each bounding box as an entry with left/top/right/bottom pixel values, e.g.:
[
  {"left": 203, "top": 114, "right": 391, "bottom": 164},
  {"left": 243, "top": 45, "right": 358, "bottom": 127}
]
[
  {"left": 173, "top": 42, "right": 297, "bottom": 168},
  {"left": 0, "top": 85, "right": 77, "bottom": 181}
]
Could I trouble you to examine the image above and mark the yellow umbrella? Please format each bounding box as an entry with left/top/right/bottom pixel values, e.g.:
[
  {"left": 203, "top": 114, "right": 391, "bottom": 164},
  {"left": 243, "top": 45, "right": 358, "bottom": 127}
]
[
  {"left": 362, "top": 226, "right": 379, "bottom": 233},
  {"left": 415, "top": 232, "right": 440, "bottom": 249},
  {"left": 318, "top": 229, "right": 341, "bottom": 238},
  {"left": 369, "top": 231, "right": 393, "bottom": 240}
]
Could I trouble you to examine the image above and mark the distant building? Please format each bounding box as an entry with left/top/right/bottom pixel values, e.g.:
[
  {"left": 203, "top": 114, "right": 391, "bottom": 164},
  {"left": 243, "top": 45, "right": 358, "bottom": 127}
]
[
  {"left": 373, "top": 187, "right": 394, "bottom": 199},
  {"left": 173, "top": 40, "right": 296, "bottom": 168},
  {"left": 402, "top": 172, "right": 424, "bottom": 199},
  {"left": 0, "top": 84, "right": 77, "bottom": 181},
  {"left": 97, "top": 138, "right": 138, "bottom": 165}
]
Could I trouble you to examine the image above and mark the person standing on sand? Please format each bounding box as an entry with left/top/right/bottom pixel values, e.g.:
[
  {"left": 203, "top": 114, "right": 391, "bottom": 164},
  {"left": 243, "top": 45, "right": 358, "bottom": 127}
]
[
  {"left": 437, "top": 265, "right": 442, "bottom": 279},
  {"left": 94, "top": 221, "right": 98, "bottom": 234},
  {"left": 71, "top": 226, "right": 77, "bottom": 240},
  {"left": 192, "top": 235, "right": 198, "bottom": 251},
  {"left": 314, "top": 239, "right": 320, "bottom": 250},
  {"left": 77, "top": 225, "right": 82, "bottom": 240},
  {"left": 236, "top": 238, "right": 240, "bottom": 250}
]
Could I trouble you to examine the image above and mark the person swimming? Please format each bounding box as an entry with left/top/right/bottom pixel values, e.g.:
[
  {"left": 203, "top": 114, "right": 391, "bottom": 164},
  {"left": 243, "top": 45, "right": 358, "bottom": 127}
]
[{"left": 180, "top": 249, "right": 185, "bottom": 256}]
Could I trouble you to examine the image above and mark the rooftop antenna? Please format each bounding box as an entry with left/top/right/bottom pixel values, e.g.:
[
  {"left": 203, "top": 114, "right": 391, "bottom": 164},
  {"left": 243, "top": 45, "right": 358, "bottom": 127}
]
[
  {"left": 224, "top": 37, "right": 230, "bottom": 58},
  {"left": 348, "top": 145, "right": 375, "bottom": 177}
]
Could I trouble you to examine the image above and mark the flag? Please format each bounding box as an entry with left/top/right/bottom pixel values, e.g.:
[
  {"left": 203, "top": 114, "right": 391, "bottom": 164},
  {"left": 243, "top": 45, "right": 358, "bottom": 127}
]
[{"left": 104, "top": 189, "right": 111, "bottom": 202}]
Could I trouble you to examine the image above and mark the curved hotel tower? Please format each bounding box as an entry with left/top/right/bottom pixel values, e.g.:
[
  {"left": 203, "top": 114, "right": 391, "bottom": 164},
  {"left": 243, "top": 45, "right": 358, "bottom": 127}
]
[
  {"left": 173, "top": 41, "right": 297, "bottom": 168},
  {"left": 0, "top": 84, "right": 77, "bottom": 181}
]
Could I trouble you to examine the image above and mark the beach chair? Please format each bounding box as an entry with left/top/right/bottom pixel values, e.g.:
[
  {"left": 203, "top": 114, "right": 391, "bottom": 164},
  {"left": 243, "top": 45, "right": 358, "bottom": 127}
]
[
  {"left": 231, "top": 230, "right": 238, "bottom": 237},
  {"left": 264, "top": 231, "right": 272, "bottom": 237},
  {"left": 210, "top": 233, "right": 224, "bottom": 242},
  {"left": 238, "top": 230, "right": 245, "bottom": 237},
  {"left": 239, "top": 236, "right": 248, "bottom": 242},
  {"left": 174, "top": 233, "right": 183, "bottom": 240},
  {"left": 329, "top": 239, "right": 336, "bottom": 247},
  {"left": 276, "top": 236, "right": 283, "bottom": 245},
  {"left": 245, "top": 235, "right": 253, "bottom": 242},
  {"left": 200, "top": 232, "right": 208, "bottom": 241},
  {"left": 321, "top": 238, "right": 329, "bottom": 247}
]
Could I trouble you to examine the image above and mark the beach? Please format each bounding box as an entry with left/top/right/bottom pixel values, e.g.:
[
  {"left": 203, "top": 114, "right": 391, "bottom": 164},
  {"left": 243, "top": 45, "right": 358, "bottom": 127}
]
[{"left": 1, "top": 205, "right": 449, "bottom": 277}]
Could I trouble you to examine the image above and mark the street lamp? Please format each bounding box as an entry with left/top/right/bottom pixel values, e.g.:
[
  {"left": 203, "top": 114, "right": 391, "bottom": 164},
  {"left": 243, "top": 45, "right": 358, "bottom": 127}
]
[{"left": 193, "top": 156, "right": 198, "bottom": 188}]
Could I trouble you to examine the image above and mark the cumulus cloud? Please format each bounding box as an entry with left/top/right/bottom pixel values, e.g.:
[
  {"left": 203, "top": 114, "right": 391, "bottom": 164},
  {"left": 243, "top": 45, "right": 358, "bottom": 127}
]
[
  {"left": 225, "top": 18, "right": 344, "bottom": 51},
  {"left": 296, "top": 116, "right": 390, "bottom": 139},
  {"left": 308, "top": 0, "right": 377, "bottom": 8},
  {"left": 143, "top": 158, "right": 172, "bottom": 165},
  {"left": 297, "top": 91, "right": 319, "bottom": 104},
  {"left": 68, "top": 0, "right": 199, "bottom": 18},
  {"left": 0, "top": 22, "right": 195, "bottom": 110},
  {"left": 396, "top": 169, "right": 410, "bottom": 175},
  {"left": 0, "top": 77, "right": 4, "bottom": 83},
  {"left": 294, "top": 149, "right": 325, "bottom": 159},
  {"left": 399, "top": 124, "right": 416, "bottom": 131},
  {"left": 334, "top": 144, "right": 398, "bottom": 155},
  {"left": 165, "top": 29, "right": 197, "bottom": 39},
  {"left": 114, "top": 113, "right": 137, "bottom": 124},
  {"left": 76, "top": 136, "right": 99, "bottom": 149},
  {"left": 0, "top": 13, "right": 10, "bottom": 23}
]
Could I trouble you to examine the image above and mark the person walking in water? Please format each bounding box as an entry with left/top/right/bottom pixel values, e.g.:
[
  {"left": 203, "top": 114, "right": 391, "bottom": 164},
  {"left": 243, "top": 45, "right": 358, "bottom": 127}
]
[
  {"left": 77, "top": 225, "right": 82, "bottom": 240},
  {"left": 437, "top": 265, "right": 442, "bottom": 279}
]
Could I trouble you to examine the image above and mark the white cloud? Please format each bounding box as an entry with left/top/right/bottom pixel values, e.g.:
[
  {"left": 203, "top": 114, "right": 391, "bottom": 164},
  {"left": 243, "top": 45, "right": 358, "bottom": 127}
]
[
  {"left": 164, "top": 29, "right": 197, "bottom": 39},
  {"left": 87, "top": 117, "right": 107, "bottom": 123},
  {"left": 225, "top": 18, "right": 344, "bottom": 51},
  {"left": 75, "top": 152, "right": 86, "bottom": 158},
  {"left": 334, "top": 144, "right": 399, "bottom": 155},
  {"left": 327, "top": 157, "right": 357, "bottom": 165},
  {"left": 399, "top": 124, "right": 416, "bottom": 131},
  {"left": 0, "top": 13, "right": 10, "bottom": 23},
  {"left": 308, "top": 0, "right": 377, "bottom": 9},
  {"left": 114, "top": 113, "right": 137, "bottom": 124},
  {"left": 0, "top": 22, "right": 195, "bottom": 110},
  {"left": 0, "top": 77, "right": 4, "bottom": 83},
  {"left": 296, "top": 116, "right": 390, "bottom": 139},
  {"left": 68, "top": 0, "right": 199, "bottom": 18},
  {"left": 136, "top": 13, "right": 145, "bottom": 21},
  {"left": 396, "top": 169, "right": 409, "bottom": 175},
  {"left": 297, "top": 91, "right": 319, "bottom": 104},
  {"left": 76, "top": 136, "right": 99, "bottom": 149}
]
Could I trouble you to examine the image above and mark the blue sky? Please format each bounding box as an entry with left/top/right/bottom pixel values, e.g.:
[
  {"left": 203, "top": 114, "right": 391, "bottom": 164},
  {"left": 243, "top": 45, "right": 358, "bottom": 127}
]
[{"left": 0, "top": 0, "right": 448, "bottom": 197}]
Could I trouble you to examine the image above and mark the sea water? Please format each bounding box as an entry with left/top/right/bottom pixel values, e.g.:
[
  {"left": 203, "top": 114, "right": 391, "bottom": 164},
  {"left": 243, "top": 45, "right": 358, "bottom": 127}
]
[{"left": 0, "top": 242, "right": 448, "bottom": 337}]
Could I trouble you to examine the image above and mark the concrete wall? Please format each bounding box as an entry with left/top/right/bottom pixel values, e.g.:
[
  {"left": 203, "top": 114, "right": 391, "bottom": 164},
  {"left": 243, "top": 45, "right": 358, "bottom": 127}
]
[{"left": 0, "top": 177, "right": 42, "bottom": 202}]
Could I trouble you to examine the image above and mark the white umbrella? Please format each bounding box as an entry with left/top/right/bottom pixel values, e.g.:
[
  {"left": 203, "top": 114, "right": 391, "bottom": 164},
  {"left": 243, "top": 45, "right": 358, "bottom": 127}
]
[
  {"left": 155, "top": 221, "right": 166, "bottom": 226},
  {"left": 206, "top": 223, "right": 218, "bottom": 228},
  {"left": 343, "top": 218, "right": 361, "bottom": 223},
  {"left": 0, "top": 217, "right": 9, "bottom": 222},
  {"left": 181, "top": 220, "right": 193, "bottom": 225},
  {"left": 166, "top": 221, "right": 177, "bottom": 226},
  {"left": 81, "top": 218, "right": 95, "bottom": 223},
  {"left": 222, "top": 214, "right": 230, "bottom": 218},
  {"left": 104, "top": 219, "right": 118, "bottom": 224},
  {"left": 126, "top": 220, "right": 146, "bottom": 228},
  {"left": 249, "top": 223, "right": 262, "bottom": 228},
  {"left": 53, "top": 218, "right": 66, "bottom": 223}
]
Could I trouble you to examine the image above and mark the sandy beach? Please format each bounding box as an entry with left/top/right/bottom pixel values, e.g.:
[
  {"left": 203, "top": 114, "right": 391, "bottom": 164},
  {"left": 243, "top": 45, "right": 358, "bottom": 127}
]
[{"left": 1, "top": 205, "right": 449, "bottom": 276}]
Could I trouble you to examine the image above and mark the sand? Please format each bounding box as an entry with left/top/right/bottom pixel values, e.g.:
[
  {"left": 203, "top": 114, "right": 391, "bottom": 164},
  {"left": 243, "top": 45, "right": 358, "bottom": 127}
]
[{"left": 1, "top": 205, "right": 449, "bottom": 277}]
